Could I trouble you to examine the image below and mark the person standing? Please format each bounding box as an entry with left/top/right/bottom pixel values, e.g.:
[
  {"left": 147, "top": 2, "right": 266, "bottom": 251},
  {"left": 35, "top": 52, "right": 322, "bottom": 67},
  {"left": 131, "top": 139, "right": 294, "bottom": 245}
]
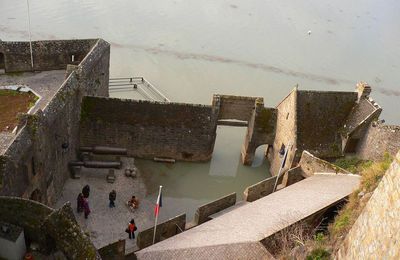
[
  {"left": 109, "top": 190, "right": 116, "bottom": 208},
  {"left": 126, "top": 218, "right": 137, "bottom": 239},
  {"left": 82, "top": 184, "right": 90, "bottom": 198},
  {"left": 83, "top": 197, "right": 91, "bottom": 219},
  {"left": 77, "top": 193, "right": 84, "bottom": 213}
]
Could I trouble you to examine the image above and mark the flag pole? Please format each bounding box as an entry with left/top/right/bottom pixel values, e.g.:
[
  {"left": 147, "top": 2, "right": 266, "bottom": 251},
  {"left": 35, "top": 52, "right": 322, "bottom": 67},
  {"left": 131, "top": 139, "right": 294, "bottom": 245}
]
[
  {"left": 26, "top": 0, "right": 34, "bottom": 69},
  {"left": 153, "top": 185, "right": 162, "bottom": 244}
]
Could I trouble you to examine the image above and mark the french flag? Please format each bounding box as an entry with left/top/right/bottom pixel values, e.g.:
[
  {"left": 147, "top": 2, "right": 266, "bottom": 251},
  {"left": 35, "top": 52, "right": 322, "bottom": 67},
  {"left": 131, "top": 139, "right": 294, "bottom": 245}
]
[{"left": 154, "top": 186, "right": 163, "bottom": 217}]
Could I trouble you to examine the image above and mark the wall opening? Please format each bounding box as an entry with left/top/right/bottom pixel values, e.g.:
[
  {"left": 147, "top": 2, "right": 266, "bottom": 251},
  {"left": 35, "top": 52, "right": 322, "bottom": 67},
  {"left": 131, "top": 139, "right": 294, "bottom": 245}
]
[{"left": 30, "top": 189, "right": 42, "bottom": 202}]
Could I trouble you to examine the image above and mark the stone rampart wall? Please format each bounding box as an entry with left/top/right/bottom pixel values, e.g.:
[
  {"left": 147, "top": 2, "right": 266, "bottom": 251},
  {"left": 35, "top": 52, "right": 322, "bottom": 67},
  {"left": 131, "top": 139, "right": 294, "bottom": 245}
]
[
  {"left": 298, "top": 150, "right": 350, "bottom": 176},
  {"left": 296, "top": 91, "right": 357, "bottom": 158},
  {"left": 356, "top": 124, "right": 400, "bottom": 161},
  {"left": 213, "top": 94, "right": 259, "bottom": 121},
  {"left": 269, "top": 89, "right": 298, "bottom": 175},
  {"left": 0, "top": 197, "right": 99, "bottom": 258},
  {"left": 98, "top": 240, "right": 125, "bottom": 260},
  {"left": 194, "top": 192, "right": 236, "bottom": 224},
  {"left": 0, "top": 196, "right": 54, "bottom": 252},
  {"left": 0, "top": 39, "right": 98, "bottom": 72},
  {"left": 244, "top": 175, "right": 283, "bottom": 202},
  {"left": 336, "top": 151, "right": 400, "bottom": 259},
  {"left": 0, "top": 39, "right": 110, "bottom": 204},
  {"left": 80, "top": 97, "right": 218, "bottom": 161},
  {"left": 137, "top": 214, "right": 186, "bottom": 250},
  {"left": 242, "top": 100, "right": 277, "bottom": 165}
]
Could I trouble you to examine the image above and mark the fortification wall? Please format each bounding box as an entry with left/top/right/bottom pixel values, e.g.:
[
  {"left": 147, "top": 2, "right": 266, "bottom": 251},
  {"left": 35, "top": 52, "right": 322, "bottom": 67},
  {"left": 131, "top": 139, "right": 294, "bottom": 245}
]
[
  {"left": 80, "top": 97, "right": 218, "bottom": 161},
  {"left": 242, "top": 100, "right": 277, "bottom": 165},
  {"left": 194, "top": 192, "right": 236, "bottom": 224},
  {"left": 356, "top": 124, "right": 400, "bottom": 161},
  {"left": 0, "top": 39, "right": 110, "bottom": 204},
  {"left": 269, "top": 89, "right": 297, "bottom": 175},
  {"left": 0, "top": 197, "right": 99, "bottom": 258},
  {"left": 0, "top": 196, "right": 54, "bottom": 252},
  {"left": 0, "top": 39, "right": 98, "bottom": 72},
  {"left": 337, "top": 151, "right": 400, "bottom": 259},
  {"left": 297, "top": 150, "right": 350, "bottom": 176},
  {"left": 137, "top": 214, "right": 186, "bottom": 250},
  {"left": 296, "top": 91, "right": 357, "bottom": 158},
  {"left": 213, "top": 94, "right": 259, "bottom": 121}
]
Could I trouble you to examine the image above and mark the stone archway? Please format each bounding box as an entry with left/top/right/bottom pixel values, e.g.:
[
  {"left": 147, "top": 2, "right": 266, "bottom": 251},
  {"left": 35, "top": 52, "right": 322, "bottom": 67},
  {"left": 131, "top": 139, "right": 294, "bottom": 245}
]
[{"left": 30, "top": 189, "right": 42, "bottom": 202}]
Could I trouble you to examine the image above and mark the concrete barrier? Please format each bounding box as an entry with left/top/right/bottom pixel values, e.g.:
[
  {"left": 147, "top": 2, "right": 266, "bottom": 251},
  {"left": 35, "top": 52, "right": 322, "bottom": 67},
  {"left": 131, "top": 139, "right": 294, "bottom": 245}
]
[
  {"left": 136, "top": 214, "right": 186, "bottom": 250},
  {"left": 194, "top": 192, "right": 236, "bottom": 225}
]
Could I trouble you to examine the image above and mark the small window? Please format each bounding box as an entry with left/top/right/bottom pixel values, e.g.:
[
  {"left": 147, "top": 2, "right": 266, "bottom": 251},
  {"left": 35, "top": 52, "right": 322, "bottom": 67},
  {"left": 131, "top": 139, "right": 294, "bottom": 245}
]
[
  {"left": 71, "top": 54, "right": 75, "bottom": 62},
  {"left": 286, "top": 113, "right": 289, "bottom": 120}
]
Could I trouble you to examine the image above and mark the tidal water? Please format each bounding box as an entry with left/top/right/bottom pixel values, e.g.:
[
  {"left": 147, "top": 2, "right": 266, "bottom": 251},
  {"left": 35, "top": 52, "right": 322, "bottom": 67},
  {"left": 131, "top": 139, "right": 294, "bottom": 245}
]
[{"left": 1, "top": 0, "right": 399, "bottom": 220}]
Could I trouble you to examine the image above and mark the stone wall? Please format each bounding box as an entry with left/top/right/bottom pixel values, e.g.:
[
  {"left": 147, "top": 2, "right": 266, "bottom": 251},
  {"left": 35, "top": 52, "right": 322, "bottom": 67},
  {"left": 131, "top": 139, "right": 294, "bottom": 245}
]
[
  {"left": 297, "top": 151, "right": 350, "bottom": 177},
  {"left": 43, "top": 203, "right": 99, "bottom": 259},
  {"left": 194, "top": 192, "right": 236, "bottom": 224},
  {"left": 0, "top": 39, "right": 110, "bottom": 204},
  {"left": 269, "top": 88, "right": 298, "bottom": 175},
  {"left": 243, "top": 175, "right": 284, "bottom": 202},
  {"left": 136, "top": 214, "right": 186, "bottom": 250},
  {"left": 0, "top": 39, "right": 98, "bottom": 72},
  {"left": 336, "top": 151, "right": 400, "bottom": 259},
  {"left": 356, "top": 123, "right": 400, "bottom": 161},
  {"left": 281, "top": 166, "right": 304, "bottom": 187},
  {"left": 0, "top": 197, "right": 99, "bottom": 259},
  {"left": 296, "top": 90, "right": 357, "bottom": 158},
  {"left": 80, "top": 97, "right": 218, "bottom": 162},
  {"left": 242, "top": 99, "right": 277, "bottom": 165},
  {"left": 212, "top": 94, "right": 259, "bottom": 121},
  {"left": 0, "top": 196, "right": 54, "bottom": 252},
  {"left": 98, "top": 240, "right": 126, "bottom": 260}
]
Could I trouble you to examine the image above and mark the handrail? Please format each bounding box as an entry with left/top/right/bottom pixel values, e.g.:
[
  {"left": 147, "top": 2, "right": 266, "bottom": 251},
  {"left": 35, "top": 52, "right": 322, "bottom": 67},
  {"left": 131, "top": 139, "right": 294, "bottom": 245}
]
[{"left": 109, "top": 76, "right": 170, "bottom": 103}]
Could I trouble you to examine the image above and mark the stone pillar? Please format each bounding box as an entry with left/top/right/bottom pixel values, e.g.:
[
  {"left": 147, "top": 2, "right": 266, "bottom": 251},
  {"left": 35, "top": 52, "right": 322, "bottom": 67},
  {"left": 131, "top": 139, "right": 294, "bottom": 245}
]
[
  {"left": 356, "top": 82, "right": 371, "bottom": 101},
  {"left": 241, "top": 99, "right": 277, "bottom": 165}
]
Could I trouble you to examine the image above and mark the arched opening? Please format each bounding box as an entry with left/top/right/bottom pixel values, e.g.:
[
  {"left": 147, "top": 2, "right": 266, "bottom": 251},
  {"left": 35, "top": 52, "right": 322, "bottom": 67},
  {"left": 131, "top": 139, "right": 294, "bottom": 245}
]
[
  {"left": 0, "top": 52, "right": 5, "bottom": 73},
  {"left": 30, "top": 189, "right": 42, "bottom": 202}
]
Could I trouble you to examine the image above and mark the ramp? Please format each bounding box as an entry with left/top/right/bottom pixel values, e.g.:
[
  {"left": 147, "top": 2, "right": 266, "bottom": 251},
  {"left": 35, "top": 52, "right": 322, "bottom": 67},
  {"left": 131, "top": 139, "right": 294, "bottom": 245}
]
[{"left": 136, "top": 173, "right": 359, "bottom": 259}]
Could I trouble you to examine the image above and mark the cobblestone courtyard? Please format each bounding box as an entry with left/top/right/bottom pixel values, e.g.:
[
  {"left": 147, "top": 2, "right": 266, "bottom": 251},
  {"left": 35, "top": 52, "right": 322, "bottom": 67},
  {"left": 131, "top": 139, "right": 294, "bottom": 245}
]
[{"left": 55, "top": 158, "right": 157, "bottom": 253}]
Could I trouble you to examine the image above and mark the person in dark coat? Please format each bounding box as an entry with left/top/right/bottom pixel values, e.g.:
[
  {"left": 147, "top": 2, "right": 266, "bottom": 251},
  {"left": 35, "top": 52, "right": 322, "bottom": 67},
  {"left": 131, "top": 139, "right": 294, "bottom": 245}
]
[
  {"left": 77, "top": 193, "right": 84, "bottom": 213},
  {"left": 109, "top": 190, "right": 116, "bottom": 208},
  {"left": 126, "top": 218, "right": 137, "bottom": 239},
  {"left": 82, "top": 184, "right": 90, "bottom": 198},
  {"left": 83, "top": 198, "right": 91, "bottom": 219}
]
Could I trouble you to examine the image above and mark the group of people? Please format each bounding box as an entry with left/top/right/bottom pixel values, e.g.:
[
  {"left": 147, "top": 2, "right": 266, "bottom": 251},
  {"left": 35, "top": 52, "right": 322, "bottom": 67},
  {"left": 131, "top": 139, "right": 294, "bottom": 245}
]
[{"left": 76, "top": 184, "right": 140, "bottom": 239}]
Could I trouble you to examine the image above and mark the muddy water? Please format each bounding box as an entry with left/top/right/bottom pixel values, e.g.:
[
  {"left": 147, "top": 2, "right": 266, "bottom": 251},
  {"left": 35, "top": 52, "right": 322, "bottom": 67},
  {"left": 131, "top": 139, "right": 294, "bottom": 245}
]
[
  {"left": 136, "top": 126, "right": 269, "bottom": 221},
  {"left": 1, "top": 0, "right": 399, "bottom": 220}
]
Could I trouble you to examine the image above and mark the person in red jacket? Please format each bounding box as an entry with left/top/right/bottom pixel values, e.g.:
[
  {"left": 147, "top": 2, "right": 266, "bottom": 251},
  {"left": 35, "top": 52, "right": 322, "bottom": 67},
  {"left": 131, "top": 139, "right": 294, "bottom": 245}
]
[{"left": 126, "top": 218, "right": 137, "bottom": 239}]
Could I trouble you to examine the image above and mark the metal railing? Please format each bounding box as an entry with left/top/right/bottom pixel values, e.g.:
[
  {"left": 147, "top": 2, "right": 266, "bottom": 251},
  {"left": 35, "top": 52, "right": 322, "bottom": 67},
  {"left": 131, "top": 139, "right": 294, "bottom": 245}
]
[{"left": 109, "top": 77, "right": 170, "bottom": 102}]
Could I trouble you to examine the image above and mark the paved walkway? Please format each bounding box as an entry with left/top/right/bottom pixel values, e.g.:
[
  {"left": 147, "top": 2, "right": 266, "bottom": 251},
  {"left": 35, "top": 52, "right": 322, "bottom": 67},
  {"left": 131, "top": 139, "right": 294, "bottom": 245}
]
[
  {"left": 136, "top": 173, "right": 360, "bottom": 259},
  {"left": 55, "top": 158, "right": 161, "bottom": 253},
  {"left": 0, "top": 70, "right": 65, "bottom": 113}
]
